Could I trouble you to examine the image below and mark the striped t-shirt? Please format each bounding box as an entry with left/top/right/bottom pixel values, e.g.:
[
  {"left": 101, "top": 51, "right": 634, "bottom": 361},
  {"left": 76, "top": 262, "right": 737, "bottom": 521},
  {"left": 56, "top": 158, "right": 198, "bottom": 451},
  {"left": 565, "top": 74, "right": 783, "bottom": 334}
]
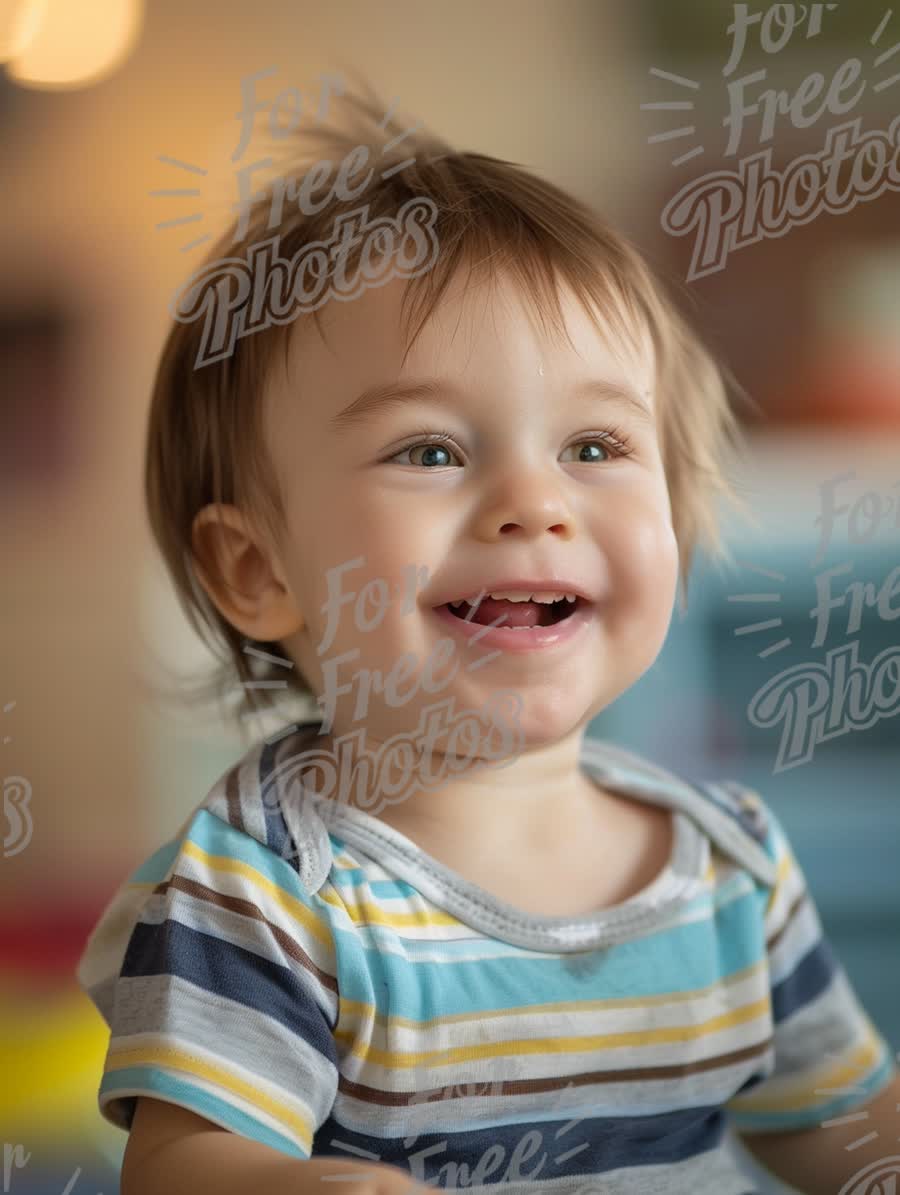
[{"left": 76, "top": 726, "right": 896, "bottom": 1193}]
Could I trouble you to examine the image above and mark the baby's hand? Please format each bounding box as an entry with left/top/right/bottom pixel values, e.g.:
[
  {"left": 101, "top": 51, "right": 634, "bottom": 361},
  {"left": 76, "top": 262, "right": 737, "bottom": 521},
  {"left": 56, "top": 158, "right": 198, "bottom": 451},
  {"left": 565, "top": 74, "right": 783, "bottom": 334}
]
[{"left": 371, "top": 1170, "right": 433, "bottom": 1195}]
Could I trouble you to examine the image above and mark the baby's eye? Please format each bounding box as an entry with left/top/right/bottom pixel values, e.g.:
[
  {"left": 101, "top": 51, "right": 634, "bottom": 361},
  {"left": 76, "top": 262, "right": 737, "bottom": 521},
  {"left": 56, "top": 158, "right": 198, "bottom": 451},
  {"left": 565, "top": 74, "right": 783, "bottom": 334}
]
[
  {"left": 560, "top": 440, "right": 614, "bottom": 464},
  {"left": 388, "top": 437, "right": 462, "bottom": 467}
]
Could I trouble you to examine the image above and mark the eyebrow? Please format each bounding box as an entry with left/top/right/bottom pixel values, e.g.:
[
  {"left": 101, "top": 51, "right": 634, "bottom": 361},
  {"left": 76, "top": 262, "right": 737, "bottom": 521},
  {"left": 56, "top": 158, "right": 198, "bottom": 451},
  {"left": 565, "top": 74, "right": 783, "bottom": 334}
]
[{"left": 329, "top": 377, "right": 655, "bottom": 433}]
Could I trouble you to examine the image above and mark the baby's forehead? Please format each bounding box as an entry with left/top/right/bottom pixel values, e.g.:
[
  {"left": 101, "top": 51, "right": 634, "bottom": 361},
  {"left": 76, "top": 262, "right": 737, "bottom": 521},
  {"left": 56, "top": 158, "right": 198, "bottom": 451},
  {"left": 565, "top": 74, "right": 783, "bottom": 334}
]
[{"left": 278, "top": 269, "right": 656, "bottom": 403}]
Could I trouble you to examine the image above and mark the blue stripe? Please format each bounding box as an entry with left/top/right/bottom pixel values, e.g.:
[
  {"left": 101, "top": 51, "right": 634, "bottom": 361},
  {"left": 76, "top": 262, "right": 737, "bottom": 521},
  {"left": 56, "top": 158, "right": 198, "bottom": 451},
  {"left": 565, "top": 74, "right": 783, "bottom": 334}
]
[
  {"left": 130, "top": 838, "right": 182, "bottom": 884},
  {"left": 120, "top": 919, "right": 339, "bottom": 1061},
  {"left": 771, "top": 937, "right": 837, "bottom": 1023},
  {"left": 100, "top": 1067, "right": 304, "bottom": 1157}
]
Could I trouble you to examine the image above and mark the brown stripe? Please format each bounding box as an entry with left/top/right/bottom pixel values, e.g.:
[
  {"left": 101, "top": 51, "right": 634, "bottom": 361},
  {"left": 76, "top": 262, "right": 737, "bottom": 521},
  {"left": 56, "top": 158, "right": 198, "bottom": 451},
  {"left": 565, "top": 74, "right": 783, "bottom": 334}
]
[
  {"left": 150, "top": 872, "right": 338, "bottom": 999},
  {"left": 766, "top": 890, "right": 807, "bottom": 952},
  {"left": 337, "top": 1036, "right": 775, "bottom": 1106},
  {"left": 224, "top": 761, "right": 245, "bottom": 834}
]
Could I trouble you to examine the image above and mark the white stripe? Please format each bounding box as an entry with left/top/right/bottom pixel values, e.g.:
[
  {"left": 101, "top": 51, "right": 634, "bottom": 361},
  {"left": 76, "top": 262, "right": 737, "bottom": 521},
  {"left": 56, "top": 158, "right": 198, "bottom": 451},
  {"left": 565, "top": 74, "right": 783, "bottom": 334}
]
[{"left": 768, "top": 894, "right": 822, "bottom": 987}]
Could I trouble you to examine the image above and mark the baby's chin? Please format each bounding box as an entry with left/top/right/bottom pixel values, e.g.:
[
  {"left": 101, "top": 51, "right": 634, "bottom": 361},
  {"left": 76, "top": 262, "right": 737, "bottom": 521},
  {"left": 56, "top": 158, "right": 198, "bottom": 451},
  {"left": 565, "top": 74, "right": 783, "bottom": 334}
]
[{"left": 395, "top": 687, "right": 603, "bottom": 756}]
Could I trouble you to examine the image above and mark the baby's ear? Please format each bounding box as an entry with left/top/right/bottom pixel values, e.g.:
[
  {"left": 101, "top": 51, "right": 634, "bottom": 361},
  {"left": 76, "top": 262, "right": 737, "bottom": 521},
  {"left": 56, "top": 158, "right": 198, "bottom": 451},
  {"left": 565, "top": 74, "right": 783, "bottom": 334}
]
[{"left": 191, "top": 503, "right": 303, "bottom": 639}]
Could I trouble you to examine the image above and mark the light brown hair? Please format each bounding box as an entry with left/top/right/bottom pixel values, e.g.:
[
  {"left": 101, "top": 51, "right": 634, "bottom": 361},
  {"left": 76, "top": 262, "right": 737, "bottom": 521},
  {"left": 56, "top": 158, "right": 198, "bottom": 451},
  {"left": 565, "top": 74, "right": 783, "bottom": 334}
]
[{"left": 144, "top": 79, "right": 760, "bottom": 732}]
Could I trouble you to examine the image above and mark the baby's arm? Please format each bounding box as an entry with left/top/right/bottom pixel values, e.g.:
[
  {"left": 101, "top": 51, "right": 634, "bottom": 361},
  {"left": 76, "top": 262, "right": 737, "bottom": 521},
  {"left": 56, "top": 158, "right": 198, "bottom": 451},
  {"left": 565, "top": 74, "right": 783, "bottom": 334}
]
[{"left": 122, "top": 1098, "right": 430, "bottom": 1195}]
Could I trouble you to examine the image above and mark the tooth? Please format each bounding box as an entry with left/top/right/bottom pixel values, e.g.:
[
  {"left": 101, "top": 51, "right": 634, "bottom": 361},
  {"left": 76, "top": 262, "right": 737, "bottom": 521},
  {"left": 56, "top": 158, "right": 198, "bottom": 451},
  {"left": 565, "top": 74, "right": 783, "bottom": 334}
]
[
  {"left": 565, "top": 593, "right": 576, "bottom": 603},
  {"left": 487, "top": 590, "right": 571, "bottom": 603}
]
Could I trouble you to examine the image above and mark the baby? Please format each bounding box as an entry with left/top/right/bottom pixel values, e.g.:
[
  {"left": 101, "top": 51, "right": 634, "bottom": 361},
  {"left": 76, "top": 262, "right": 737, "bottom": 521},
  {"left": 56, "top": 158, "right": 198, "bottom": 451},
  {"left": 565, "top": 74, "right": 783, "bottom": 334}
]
[{"left": 77, "top": 86, "right": 898, "bottom": 1195}]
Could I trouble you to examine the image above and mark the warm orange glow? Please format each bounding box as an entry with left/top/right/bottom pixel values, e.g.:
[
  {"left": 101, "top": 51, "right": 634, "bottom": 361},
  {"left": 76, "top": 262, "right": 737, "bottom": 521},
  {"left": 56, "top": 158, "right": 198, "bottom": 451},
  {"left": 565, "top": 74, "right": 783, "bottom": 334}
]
[
  {"left": 0, "top": 0, "right": 45, "bottom": 61},
  {"left": 6, "top": 0, "right": 142, "bottom": 89}
]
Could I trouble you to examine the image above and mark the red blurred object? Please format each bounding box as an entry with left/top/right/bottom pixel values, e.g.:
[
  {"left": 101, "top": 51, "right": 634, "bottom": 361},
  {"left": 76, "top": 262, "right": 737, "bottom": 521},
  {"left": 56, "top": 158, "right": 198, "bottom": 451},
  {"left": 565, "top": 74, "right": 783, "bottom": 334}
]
[
  {"left": 0, "top": 903, "right": 108, "bottom": 977},
  {"left": 771, "top": 339, "right": 900, "bottom": 427}
]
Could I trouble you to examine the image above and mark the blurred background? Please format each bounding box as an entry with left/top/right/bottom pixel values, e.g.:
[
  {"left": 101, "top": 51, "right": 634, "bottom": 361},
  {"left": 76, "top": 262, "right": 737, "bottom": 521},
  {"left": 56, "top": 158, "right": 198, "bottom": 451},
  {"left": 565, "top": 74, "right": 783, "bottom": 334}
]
[{"left": 2, "top": 1, "right": 898, "bottom": 1191}]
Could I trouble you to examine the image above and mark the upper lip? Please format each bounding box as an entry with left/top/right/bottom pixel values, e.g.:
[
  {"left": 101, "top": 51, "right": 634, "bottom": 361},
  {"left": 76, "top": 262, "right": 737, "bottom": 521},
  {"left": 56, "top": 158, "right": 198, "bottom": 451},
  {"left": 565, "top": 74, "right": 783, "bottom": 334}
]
[{"left": 432, "top": 578, "right": 595, "bottom": 606}]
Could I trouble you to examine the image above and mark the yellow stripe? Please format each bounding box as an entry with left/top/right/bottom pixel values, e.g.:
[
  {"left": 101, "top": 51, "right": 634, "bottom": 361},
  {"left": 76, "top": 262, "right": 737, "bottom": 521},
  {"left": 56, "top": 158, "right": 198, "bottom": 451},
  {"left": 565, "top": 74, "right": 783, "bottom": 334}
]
[
  {"left": 729, "top": 1022, "right": 884, "bottom": 1113},
  {"left": 107, "top": 1043, "right": 313, "bottom": 1148},
  {"left": 316, "top": 883, "right": 465, "bottom": 929},
  {"left": 334, "top": 997, "right": 772, "bottom": 1069},
  {"left": 180, "top": 840, "right": 334, "bottom": 951}
]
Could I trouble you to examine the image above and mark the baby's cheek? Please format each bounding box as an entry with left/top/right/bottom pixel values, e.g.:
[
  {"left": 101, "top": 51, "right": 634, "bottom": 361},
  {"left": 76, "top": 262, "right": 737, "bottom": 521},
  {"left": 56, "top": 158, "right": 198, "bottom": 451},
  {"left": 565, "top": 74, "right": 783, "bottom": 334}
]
[
  {"left": 615, "top": 497, "right": 677, "bottom": 576},
  {"left": 609, "top": 507, "right": 680, "bottom": 628},
  {"left": 654, "top": 518, "right": 681, "bottom": 585}
]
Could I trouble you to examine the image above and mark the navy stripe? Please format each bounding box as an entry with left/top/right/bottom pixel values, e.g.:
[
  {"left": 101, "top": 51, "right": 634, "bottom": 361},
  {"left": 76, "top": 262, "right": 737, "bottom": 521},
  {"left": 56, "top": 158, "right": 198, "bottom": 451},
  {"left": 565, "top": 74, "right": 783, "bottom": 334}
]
[
  {"left": 771, "top": 936, "right": 837, "bottom": 1023},
  {"left": 121, "top": 918, "right": 338, "bottom": 1065},
  {"left": 312, "top": 1105, "right": 727, "bottom": 1178},
  {"left": 731, "top": 1069, "right": 769, "bottom": 1099}
]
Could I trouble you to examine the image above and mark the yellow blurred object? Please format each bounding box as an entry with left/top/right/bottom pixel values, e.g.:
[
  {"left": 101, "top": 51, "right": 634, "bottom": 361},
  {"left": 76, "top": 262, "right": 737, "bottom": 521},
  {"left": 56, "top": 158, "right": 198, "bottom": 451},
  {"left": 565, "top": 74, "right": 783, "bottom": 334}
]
[
  {"left": 0, "top": 977, "right": 116, "bottom": 1148},
  {"left": 5, "top": 0, "right": 142, "bottom": 89},
  {"left": 0, "top": 0, "right": 44, "bottom": 60}
]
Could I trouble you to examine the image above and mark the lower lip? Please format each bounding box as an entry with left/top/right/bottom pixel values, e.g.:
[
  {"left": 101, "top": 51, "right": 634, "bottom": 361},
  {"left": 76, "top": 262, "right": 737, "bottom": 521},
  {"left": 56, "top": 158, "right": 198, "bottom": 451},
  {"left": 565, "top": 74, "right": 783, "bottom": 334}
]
[{"left": 430, "top": 601, "right": 594, "bottom": 653}]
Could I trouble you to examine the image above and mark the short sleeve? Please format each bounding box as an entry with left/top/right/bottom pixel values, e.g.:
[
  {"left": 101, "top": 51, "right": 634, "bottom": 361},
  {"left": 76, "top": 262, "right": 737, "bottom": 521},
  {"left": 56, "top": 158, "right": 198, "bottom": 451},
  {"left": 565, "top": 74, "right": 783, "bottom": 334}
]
[
  {"left": 726, "top": 803, "right": 896, "bottom": 1133},
  {"left": 77, "top": 808, "right": 340, "bottom": 1158}
]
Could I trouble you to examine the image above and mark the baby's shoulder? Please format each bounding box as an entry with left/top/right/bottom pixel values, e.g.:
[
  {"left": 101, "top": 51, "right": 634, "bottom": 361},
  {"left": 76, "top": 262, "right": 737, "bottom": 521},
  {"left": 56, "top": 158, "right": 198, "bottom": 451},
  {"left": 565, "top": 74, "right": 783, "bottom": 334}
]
[
  {"left": 683, "top": 777, "right": 779, "bottom": 885},
  {"left": 687, "top": 778, "right": 769, "bottom": 845},
  {"left": 197, "top": 722, "right": 336, "bottom": 894},
  {"left": 581, "top": 739, "right": 779, "bottom": 889},
  {"left": 76, "top": 724, "right": 339, "bottom": 1030}
]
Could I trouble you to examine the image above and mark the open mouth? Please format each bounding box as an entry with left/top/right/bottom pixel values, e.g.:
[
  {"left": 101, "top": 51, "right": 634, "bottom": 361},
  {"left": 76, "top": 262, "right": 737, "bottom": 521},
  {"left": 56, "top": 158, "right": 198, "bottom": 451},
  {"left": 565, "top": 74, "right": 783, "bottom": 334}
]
[{"left": 437, "top": 594, "right": 586, "bottom": 630}]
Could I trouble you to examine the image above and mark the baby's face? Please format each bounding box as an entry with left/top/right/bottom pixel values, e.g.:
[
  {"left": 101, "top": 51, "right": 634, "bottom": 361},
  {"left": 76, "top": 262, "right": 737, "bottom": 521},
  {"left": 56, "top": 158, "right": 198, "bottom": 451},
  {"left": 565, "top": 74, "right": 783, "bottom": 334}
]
[{"left": 263, "top": 267, "right": 679, "bottom": 752}]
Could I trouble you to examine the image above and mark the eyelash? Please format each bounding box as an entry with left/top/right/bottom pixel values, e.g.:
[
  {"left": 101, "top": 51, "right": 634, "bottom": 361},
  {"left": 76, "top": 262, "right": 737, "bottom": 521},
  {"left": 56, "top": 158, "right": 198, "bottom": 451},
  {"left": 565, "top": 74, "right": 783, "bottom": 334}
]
[{"left": 386, "top": 425, "right": 636, "bottom": 467}]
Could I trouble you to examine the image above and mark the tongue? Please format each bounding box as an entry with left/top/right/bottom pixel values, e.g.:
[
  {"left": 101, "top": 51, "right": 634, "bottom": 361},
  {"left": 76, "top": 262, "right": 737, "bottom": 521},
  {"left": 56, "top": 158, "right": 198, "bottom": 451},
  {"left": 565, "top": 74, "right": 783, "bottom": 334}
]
[{"left": 461, "top": 597, "right": 548, "bottom": 627}]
